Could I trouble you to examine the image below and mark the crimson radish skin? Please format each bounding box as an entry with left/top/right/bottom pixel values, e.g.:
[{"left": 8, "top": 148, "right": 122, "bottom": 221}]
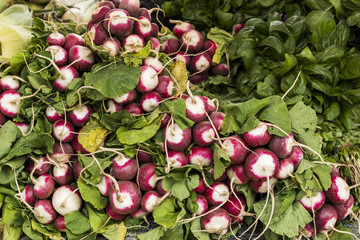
[
  {"left": 118, "top": 0, "right": 140, "bottom": 16},
  {"left": 53, "top": 163, "right": 74, "bottom": 185},
  {"left": 165, "top": 122, "right": 192, "bottom": 151},
  {"left": 160, "top": 113, "right": 171, "bottom": 128},
  {"left": 204, "top": 182, "right": 230, "bottom": 206},
  {"left": 125, "top": 102, "right": 143, "bottom": 116},
  {"left": 45, "top": 106, "right": 64, "bottom": 122},
  {"left": 87, "top": 19, "right": 96, "bottom": 30},
  {"left": 0, "top": 76, "right": 20, "bottom": 91},
  {"left": 250, "top": 177, "right": 278, "bottom": 193},
  {"left": 268, "top": 133, "right": 294, "bottom": 159},
  {"left": 113, "top": 89, "right": 137, "bottom": 105},
  {"left": 109, "top": 181, "right": 142, "bottom": 214},
  {"left": 192, "top": 121, "right": 215, "bottom": 146},
  {"left": 50, "top": 142, "right": 74, "bottom": 163},
  {"left": 210, "top": 111, "right": 225, "bottom": 132},
  {"left": 73, "top": 160, "right": 82, "bottom": 180},
  {"left": 45, "top": 45, "right": 68, "bottom": 67},
  {"left": 334, "top": 194, "right": 354, "bottom": 220},
  {"left": 143, "top": 57, "right": 163, "bottom": 74},
  {"left": 98, "top": 1, "right": 115, "bottom": 9},
  {"left": 167, "top": 150, "right": 188, "bottom": 168},
  {"left": 224, "top": 195, "right": 246, "bottom": 223},
  {"left": 222, "top": 136, "right": 249, "bottom": 164},
  {"left": 46, "top": 32, "right": 65, "bottom": 46},
  {"left": 150, "top": 23, "right": 159, "bottom": 37},
  {"left": 195, "top": 194, "right": 208, "bottom": 215},
  {"left": 161, "top": 38, "right": 179, "bottom": 54},
  {"left": 0, "top": 112, "right": 6, "bottom": 125},
  {"left": 88, "top": 23, "right": 108, "bottom": 45},
  {"left": 0, "top": 91, "right": 21, "bottom": 117},
  {"left": 136, "top": 8, "right": 150, "bottom": 20},
  {"left": 156, "top": 75, "right": 174, "bottom": 98},
  {"left": 211, "top": 63, "right": 229, "bottom": 76},
  {"left": 140, "top": 92, "right": 161, "bottom": 112},
  {"left": 52, "top": 185, "right": 82, "bottom": 216},
  {"left": 97, "top": 175, "right": 113, "bottom": 196},
  {"left": 245, "top": 148, "right": 279, "bottom": 181},
  {"left": 63, "top": 34, "right": 86, "bottom": 52},
  {"left": 112, "top": 0, "right": 121, "bottom": 8},
  {"left": 289, "top": 146, "right": 303, "bottom": 167},
  {"left": 52, "top": 66, "right": 79, "bottom": 91},
  {"left": 69, "top": 45, "right": 95, "bottom": 72},
  {"left": 68, "top": 105, "right": 92, "bottom": 127},
  {"left": 242, "top": 122, "right": 271, "bottom": 147},
  {"left": 107, "top": 99, "right": 124, "bottom": 113},
  {"left": 156, "top": 180, "right": 167, "bottom": 196},
  {"left": 181, "top": 29, "right": 204, "bottom": 53},
  {"left": 185, "top": 95, "right": 207, "bottom": 123},
  {"left": 102, "top": 38, "right": 121, "bottom": 57},
  {"left": 315, "top": 204, "right": 338, "bottom": 234},
  {"left": 103, "top": 9, "right": 133, "bottom": 37},
  {"left": 187, "top": 146, "right": 213, "bottom": 167},
  {"left": 106, "top": 203, "right": 127, "bottom": 220},
  {"left": 173, "top": 22, "right": 193, "bottom": 38},
  {"left": 275, "top": 158, "right": 295, "bottom": 179},
  {"left": 190, "top": 53, "right": 211, "bottom": 73},
  {"left": 202, "top": 40, "right": 217, "bottom": 57},
  {"left": 194, "top": 177, "right": 205, "bottom": 194},
  {"left": 54, "top": 216, "right": 66, "bottom": 232},
  {"left": 129, "top": 208, "right": 148, "bottom": 219},
  {"left": 28, "top": 157, "right": 51, "bottom": 175},
  {"left": 134, "top": 16, "right": 152, "bottom": 40},
  {"left": 299, "top": 191, "right": 326, "bottom": 212},
  {"left": 233, "top": 23, "right": 245, "bottom": 34},
  {"left": 34, "top": 199, "right": 57, "bottom": 225},
  {"left": 201, "top": 207, "right": 230, "bottom": 235},
  {"left": 174, "top": 52, "right": 190, "bottom": 66},
  {"left": 20, "top": 184, "right": 36, "bottom": 206},
  {"left": 226, "top": 164, "right": 250, "bottom": 185},
  {"left": 111, "top": 154, "right": 138, "bottom": 181},
  {"left": 123, "top": 34, "right": 145, "bottom": 52},
  {"left": 201, "top": 96, "right": 216, "bottom": 113},
  {"left": 300, "top": 223, "right": 315, "bottom": 238},
  {"left": 136, "top": 66, "right": 159, "bottom": 93},
  {"left": 52, "top": 119, "right": 75, "bottom": 142},
  {"left": 141, "top": 191, "right": 161, "bottom": 212},
  {"left": 92, "top": 6, "right": 111, "bottom": 22},
  {"left": 138, "top": 163, "right": 158, "bottom": 191},
  {"left": 330, "top": 167, "right": 340, "bottom": 177},
  {"left": 33, "top": 174, "right": 55, "bottom": 199},
  {"left": 325, "top": 175, "right": 350, "bottom": 204},
  {"left": 149, "top": 37, "right": 160, "bottom": 52},
  {"left": 138, "top": 148, "right": 153, "bottom": 163},
  {"left": 189, "top": 72, "right": 208, "bottom": 84}
]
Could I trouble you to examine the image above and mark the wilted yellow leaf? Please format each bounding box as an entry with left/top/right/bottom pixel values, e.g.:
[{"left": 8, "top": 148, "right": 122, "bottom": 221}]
[
  {"left": 170, "top": 61, "right": 188, "bottom": 97},
  {"left": 100, "top": 221, "right": 127, "bottom": 240},
  {"left": 78, "top": 119, "right": 108, "bottom": 153}
]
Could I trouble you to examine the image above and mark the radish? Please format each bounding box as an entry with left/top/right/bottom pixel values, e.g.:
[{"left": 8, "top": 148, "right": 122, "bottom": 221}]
[
  {"left": 136, "top": 8, "right": 151, "bottom": 20},
  {"left": 174, "top": 51, "right": 190, "bottom": 66},
  {"left": 33, "top": 174, "right": 55, "bottom": 199},
  {"left": 194, "top": 177, "right": 205, "bottom": 194},
  {"left": 68, "top": 105, "right": 92, "bottom": 127},
  {"left": 53, "top": 163, "right": 74, "bottom": 185},
  {"left": 106, "top": 99, "right": 124, "bottom": 113},
  {"left": 112, "top": 0, "right": 121, "bottom": 8},
  {"left": 0, "top": 112, "right": 6, "bottom": 126},
  {"left": 73, "top": 160, "right": 82, "bottom": 180},
  {"left": 138, "top": 163, "right": 158, "bottom": 191},
  {"left": 232, "top": 23, "right": 245, "bottom": 34},
  {"left": 242, "top": 122, "right": 271, "bottom": 147},
  {"left": 156, "top": 180, "right": 168, "bottom": 196},
  {"left": 140, "top": 92, "right": 161, "bottom": 112},
  {"left": 0, "top": 90, "right": 21, "bottom": 117},
  {"left": 54, "top": 216, "right": 66, "bottom": 232},
  {"left": 289, "top": 146, "right": 303, "bottom": 167},
  {"left": 250, "top": 177, "right": 278, "bottom": 193},
  {"left": 189, "top": 72, "right": 208, "bottom": 84},
  {"left": 98, "top": 1, "right": 115, "bottom": 9},
  {"left": 299, "top": 191, "right": 325, "bottom": 212},
  {"left": 172, "top": 21, "right": 193, "bottom": 39},
  {"left": 192, "top": 121, "right": 215, "bottom": 146},
  {"left": 202, "top": 40, "right": 217, "bottom": 57},
  {"left": 211, "top": 63, "right": 229, "bottom": 76},
  {"left": 334, "top": 194, "right": 354, "bottom": 220},
  {"left": 18, "top": 184, "right": 36, "bottom": 206},
  {"left": 129, "top": 207, "right": 148, "bottom": 219},
  {"left": 72, "top": 134, "right": 89, "bottom": 154},
  {"left": 102, "top": 38, "right": 121, "bottom": 57},
  {"left": 33, "top": 200, "right": 57, "bottom": 225},
  {"left": 123, "top": 34, "right": 145, "bottom": 52},
  {"left": 325, "top": 175, "right": 350, "bottom": 204},
  {"left": 136, "top": 66, "right": 159, "bottom": 93},
  {"left": 224, "top": 195, "right": 246, "bottom": 223},
  {"left": 268, "top": 133, "right": 294, "bottom": 159},
  {"left": 45, "top": 45, "right": 68, "bottom": 67},
  {"left": 125, "top": 102, "right": 143, "bottom": 115},
  {"left": 315, "top": 204, "right": 338, "bottom": 234},
  {"left": 244, "top": 148, "right": 279, "bottom": 181},
  {"left": 221, "top": 136, "right": 249, "bottom": 164},
  {"left": 203, "top": 182, "right": 229, "bottom": 206},
  {"left": 190, "top": 53, "right": 211, "bottom": 73},
  {"left": 187, "top": 146, "right": 213, "bottom": 167},
  {"left": 331, "top": 167, "right": 340, "bottom": 177},
  {"left": 167, "top": 150, "right": 188, "bottom": 168},
  {"left": 97, "top": 175, "right": 114, "bottom": 197},
  {"left": 143, "top": 56, "right": 163, "bottom": 74},
  {"left": 68, "top": 45, "right": 95, "bottom": 72},
  {"left": 103, "top": 9, "right": 133, "bottom": 37},
  {"left": 185, "top": 95, "right": 207, "bottom": 122},
  {"left": 118, "top": 0, "right": 140, "bottom": 16},
  {"left": 88, "top": 23, "right": 108, "bottom": 45},
  {"left": 87, "top": 19, "right": 96, "bottom": 30},
  {"left": 181, "top": 29, "right": 203, "bottom": 53},
  {"left": 275, "top": 158, "right": 295, "bottom": 179},
  {"left": 137, "top": 148, "right": 153, "bottom": 163},
  {"left": 149, "top": 37, "right": 161, "bottom": 52},
  {"left": 134, "top": 16, "right": 152, "bottom": 40},
  {"left": 160, "top": 113, "right": 171, "bottom": 128},
  {"left": 106, "top": 203, "right": 127, "bottom": 221},
  {"left": 201, "top": 207, "right": 230, "bottom": 235},
  {"left": 63, "top": 33, "right": 86, "bottom": 52},
  {"left": 52, "top": 185, "right": 82, "bottom": 216},
  {"left": 27, "top": 157, "right": 51, "bottom": 176},
  {"left": 201, "top": 96, "right": 216, "bottom": 113},
  {"left": 52, "top": 66, "right": 79, "bottom": 92},
  {"left": 0, "top": 75, "right": 20, "bottom": 91},
  {"left": 14, "top": 122, "right": 29, "bottom": 135},
  {"left": 111, "top": 154, "right": 138, "bottom": 181},
  {"left": 209, "top": 168, "right": 227, "bottom": 182},
  {"left": 210, "top": 111, "right": 225, "bottom": 132},
  {"left": 52, "top": 119, "right": 75, "bottom": 142},
  {"left": 165, "top": 122, "right": 192, "bottom": 151},
  {"left": 109, "top": 181, "right": 142, "bottom": 214},
  {"left": 299, "top": 223, "right": 315, "bottom": 238},
  {"left": 226, "top": 164, "right": 250, "bottom": 185},
  {"left": 141, "top": 190, "right": 161, "bottom": 212},
  {"left": 156, "top": 75, "right": 174, "bottom": 98},
  {"left": 195, "top": 194, "right": 208, "bottom": 215},
  {"left": 151, "top": 23, "right": 159, "bottom": 37},
  {"left": 50, "top": 142, "right": 74, "bottom": 163},
  {"left": 45, "top": 106, "right": 64, "bottom": 122},
  {"left": 92, "top": 5, "right": 111, "bottom": 23},
  {"left": 46, "top": 32, "right": 65, "bottom": 46},
  {"left": 161, "top": 38, "right": 179, "bottom": 54},
  {"left": 113, "top": 89, "right": 137, "bottom": 105}
]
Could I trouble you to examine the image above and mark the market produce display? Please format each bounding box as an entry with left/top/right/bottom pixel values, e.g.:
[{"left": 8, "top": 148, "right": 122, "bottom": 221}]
[{"left": 0, "top": 0, "right": 360, "bottom": 239}]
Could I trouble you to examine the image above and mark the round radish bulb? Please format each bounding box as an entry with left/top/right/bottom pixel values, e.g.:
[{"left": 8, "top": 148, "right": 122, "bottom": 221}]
[
  {"left": 134, "top": 16, "right": 152, "bottom": 40},
  {"left": 54, "top": 216, "right": 66, "bottom": 232},
  {"left": 204, "top": 182, "right": 229, "bottom": 206},
  {"left": 87, "top": 19, "right": 96, "bottom": 30},
  {"left": 28, "top": 157, "right": 51, "bottom": 175},
  {"left": 325, "top": 176, "right": 350, "bottom": 204},
  {"left": 202, "top": 40, "right": 217, "bottom": 57},
  {"left": 167, "top": 150, "right": 188, "bottom": 168},
  {"left": 68, "top": 45, "right": 95, "bottom": 72},
  {"left": 138, "top": 148, "right": 153, "bottom": 163},
  {"left": 143, "top": 56, "right": 163, "bottom": 74},
  {"left": 136, "top": 66, "right": 159, "bottom": 93},
  {"left": 245, "top": 148, "right": 279, "bottom": 181},
  {"left": 156, "top": 180, "right": 167, "bottom": 196},
  {"left": 156, "top": 75, "right": 174, "bottom": 98},
  {"left": 0, "top": 112, "right": 6, "bottom": 126},
  {"left": 201, "top": 207, "right": 230, "bottom": 235},
  {"left": 98, "top": 1, "right": 115, "bottom": 9},
  {"left": 19, "top": 184, "right": 36, "bottom": 206},
  {"left": 0, "top": 76, "right": 20, "bottom": 91},
  {"left": 189, "top": 72, "right": 208, "bottom": 84},
  {"left": 187, "top": 146, "right": 213, "bottom": 167},
  {"left": 150, "top": 23, "right": 159, "bottom": 37},
  {"left": 275, "top": 158, "right": 295, "bottom": 179},
  {"left": 52, "top": 185, "right": 82, "bottom": 216},
  {"left": 185, "top": 95, "right": 207, "bottom": 123},
  {"left": 109, "top": 181, "right": 142, "bottom": 214},
  {"left": 289, "top": 146, "right": 303, "bottom": 167},
  {"left": 181, "top": 29, "right": 203, "bottom": 54},
  {"left": 73, "top": 160, "right": 82, "bottom": 180},
  {"left": 224, "top": 195, "right": 246, "bottom": 223},
  {"left": 14, "top": 122, "right": 29, "bottom": 135},
  {"left": 233, "top": 23, "right": 245, "bottom": 34},
  {"left": 268, "top": 133, "right": 294, "bottom": 159},
  {"left": 140, "top": 92, "right": 161, "bottom": 112},
  {"left": 46, "top": 32, "right": 65, "bottom": 46},
  {"left": 97, "top": 175, "right": 114, "bottom": 197},
  {"left": 173, "top": 21, "right": 193, "bottom": 38},
  {"left": 125, "top": 102, "right": 143, "bottom": 116},
  {"left": 174, "top": 51, "right": 190, "bottom": 66},
  {"left": 250, "top": 177, "right": 278, "bottom": 193},
  {"left": 129, "top": 207, "right": 148, "bottom": 219},
  {"left": 34, "top": 199, "right": 57, "bottom": 225},
  {"left": 45, "top": 106, "right": 64, "bottom": 122},
  {"left": 141, "top": 190, "right": 161, "bottom": 212},
  {"left": 88, "top": 23, "right": 108, "bottom": 45},
  {"left": 161, "top": 38, "right": 179, "bottom": 54},
  {"left": 45, "top": 45, "right": 68, "bottom": 67},
  {"left": 138, "top": 163, "right": 158, "bottom": 191},
  {"left": 201, "top": 96, "right": 216, "bottom": 113},
  {"left": 63, "top": 33, "right": 86, "bottom": 52},
  {"left": 300, "top": 223, "right": 315, "bottom": 238},
  {"left": 111, "top": 154, "right": 138, "bottom": 181},
  {"left": 33, "top": 174, "right": 55, "bottom": 199},
  {"left": 53, "top": 163, "right": 74, "bottom": 185},
  {"left": 331, "top": 167, "right": 340, "bottom": 177},
  {"left": 195, "top": 194, "right": 208, "bottom": 215},
  {"left": 226, "top": 164, "right": 250, "bottom": 185},
  {"left": 102, "top": 38, "right": 121, "bottom": 57},
  {"left": 123, "top": 34, "right": 145, "bottom": 52},
  {"left": 136, "top": 8, "right": 150, "bottom": 20},
  {"left": 118, "top": 0, "right": 140, "bottom": 16},
  {"left": 107, "top": 99, "right": 124, "bottom": 113},
  {"left": 149, "top": 37, "right": 160, "bottom": 52},
  {"left": 334, "top": 194, "right": 354, "bottom": 220},
  {"left": 113, "top": 89, "right": 137, "bottom": 105},
  {"left": 221, "top": 136, "right": 249, "bottom": 164},
  {"left": 299, "top": 191, "right": 326, "bottom": 212},
  {"left": 192, "top": 121, "right": 215, "bottom": 146},
  {"left": 242, "top": 122, "right": 271, "bottom": 147},
  {"left": 209, "top": 168, "right": 227, "bottom": 182},
  {"left": 315, "top": 204, "right": 338, "bottom": 234},
  {"left": 92, "top": 5, "right": 111, "bottom": 22},
  {"left": 52, "top": 66, "right": 79, "bottom": 92},
  {"left": 160, "top": 113, "right": 171, "bottom": 128},
  {"left": 50, "top": 142, "right": 74, "bottom": 163},
  {"left": 190, "top": 53, "right": 211, "bottom": 73},
  {"left": 165, "top": 122, "right": 192, "bottom": 151},
  {"left": 0, "top": 90, "right": 21, "bottom": 117},
  {"left": 112, "top": 0, "right": 121, "bottom": 7},
  {"left": 103, "top": 9, "right": 133, "bottom": 37},
  {"left": 68, "top": 105, "right": 92, "bottom": 127},
  {"left": 211, "top": 63, "right": 229, "bottom": 76},
  {"left": 210, "top": 111, "right": 225, "bottom": 132},
  {"left": 52, "top": 119, "right": 75, "bottom": 142},
  {"left": 194, "top": 177, "right": 205, "bottom": 194},
  {"left": 106, "top": 203, "right": 127, "bottom": 220}
]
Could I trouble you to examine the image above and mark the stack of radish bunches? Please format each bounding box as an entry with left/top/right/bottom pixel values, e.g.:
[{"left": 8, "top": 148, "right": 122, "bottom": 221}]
[{"left": 0, "top": 0, "right": 359, "bottom": 239}]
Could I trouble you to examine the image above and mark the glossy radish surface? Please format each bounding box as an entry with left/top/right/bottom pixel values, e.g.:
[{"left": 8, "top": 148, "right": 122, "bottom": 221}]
[
  {"left": 181, "top": 29, "right": 203, "bottom": 53},
  {"left": 45, "top": 45, "right": 68, "bottom": 67},
  {"left": 315, "top": 204, "right": 338, "bottom": 234},
  {"left": 33, "top": 174, "right": 55, "bottom": 199},
  {"left": 192, "top": 121, "right": 215, "bottom": 146},
  {"left": 165, "top": 122, "right": 192, "bottom": 151},
  {"left": 299, "top": 191, "right": 325, "bottom": 212},
  {"left": 245, "top": 148, "right": 279, "bottom": 181},
  {"left": 195, "top": 194, "right": 208, "bottom": 215},
  {"left": 167, "top": 150, "right": 188, "bottom": 168},
  {"left": 109, "top": 180, "right": 142, "bottom": 214},
  {"left": 224, "top": 195, "right": 246, "bottom": 223},
  {"left": 187, "top": 146, "right": 213, "bottom": 167},
  {"left": 141, "top": 190, "right": 161, "bottom": 212},
  {"left": 97, "top": 175, "right": 114, "bottom": 196},
  {"left": 52, "top": 163, "right": 74, "bottom": 185},
  {"left": 325, "top": 176, "right": 350, "bottom": 204},
  {"left": 111, "top": 154, "right": 138, "bottom": 181},
  {"left": 103, "top": 9, "right": 133, "bottom": 37},
  {"left": 226, "top": 164, "right": 250, "bottom": 185},
  {"left": 0, "top": 75, "right": 20, "bottom": 91},
  {"left": 242, "top": 122, "right": 271, "bottom": 147},
  {"left": 34, "top": 199, "right": 57, "bottom": 225},
  {"left": 68, "top": 105, "right": 92, "bottom": 127},
  {"left": 52, "top": 119, "right": 75, "bottom": 142},
  {"left": 0, "top": 90, "right": 21, "bottom": 117},
  {"left": 203, "top": 182, "right": 229, "bottom": 206},
  {"left": 52, "top": 185, "right": 82, "bottom": 216},
  {"left": 268, "top": 133, "right": 294, "bottom": 159},
  {"left": 106, "top": 203, "right": 127, "bottom": 220},
  {"left": 221, "top": 136, "right": 249, "bottom": 164},
  {"left": 68, "top": 45, "right": 95, "bottom": 72},
  {"left": 138, "top": 163, "right": 158, "bottom": 191},
  {"left": 123, "top": 34, "right": 145, "bottom": 52},
  {"left": 201, "top": 207, "right": 230, "bottom": 235}
]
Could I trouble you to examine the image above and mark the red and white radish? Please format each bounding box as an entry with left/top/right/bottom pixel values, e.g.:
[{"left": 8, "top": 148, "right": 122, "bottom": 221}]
[
  {"left": 92, "top": 5, "right": 111, "bottom": 23},
  {"left": 242, "top": 122, "right": 271, "bottom": 147},
  {"left": 174, "top": 51, "right": 190, "bottom": 66},
  {"left": 201, "top": 207, "right": 230, "bottom": 235},
  {"left": 68, "top": 45, "right": 95, "bottom": 72},
  {"left": 192, "top": 121, "right": 215, "bottom": 146},
  {"left": 138, "top": 163, "right": 158, "bottom": 191},
  {"left": 111, "top": 154, "right": 138, "bottom": 181},
  {"left": 106, "top": 203, "right": 127, "bottom": 221},
  {"left": 50, "top": 142, "right": 74, "bottom": 163},
  {"left": 0, "top": 76, "right": 20, "bottom": 91},
  {"left": 300, "top": 223, "right": 315, "bottom": 239},
  {"left": 172, "top": 21, "right": 193, "bottom": 38},
  {"left": 325, "top": 175, "right": 350, "bottom": 204},
  {"left": 299, "top": 191, "right": 326, "bottom": 212},
  {"left": 106, "top": 99, "right": 124, "bottom": 113},
  {"left": 52, "top": 185, "right": 82, "bottom": 216},
  {"left": 52, "top": 119, "right": 75, "bottom": 142},
  {"left": 14, "top": 122, "right": 29, "bottom": 135},
  {"left": 97, "top": 175, "right": 114, "bottom": 197},
  {"left": 190, "top": 53, "right": 211, "bottom": 73},
  {"left": 141, "top": 190, "right": 161, "bottom": 213},
  {"left": 125, "top": 102, "right": 143, "bottom": 116},
  {"left": 46, "top": 32, "right": 65, "bottom": 46},
  {"left": 149, "top": 37, "right": 160, "bottom": 52},
  {"left": 226, "top": 164, "right": 250, "bottom": 185},
  {"left": 103, "top": 9, "right": 133, "bottom": 37},
  {"left": 161, "top": 38, "right": 179, "bottom": 55},
  {"left": 68, "top": 105, "right": 92, "bottom": 127},
  {"left": 210, "top": 111, "right": 225, "bottom": 132},
  {"left": 195, "top": 194, "right": 208, "bottom": 215},
  {"left": 33, "top": 174, "right": 55, "bottom": 199},
  {"left": 315, "top": 204, "right": 338, "bottom": 234},
  {"left": 211, "top": 63, "right": 229, "bottom": 76},
  {"left": 137, "top": 148, "right": 153, "bottom": 163},
  {"left": 289, "top": 146, "right": 303, "bottom": 167},
  {"left": 268, "top": 133, "right": 294, "bottom": 159},
  {"left": 250, "top": 177, "right": 278, "bottom": 193},
  {"left": 63, "top": 34, "right": 86, "bottom": 52},
  {"left": 155, "top": 75, "right": 174, "bottom": 98},
  {"left": 189, "top": 72, "right": 208, "bottom": 84},
  {"left": 123, "top": 34, "right": 145, "bottom": 52},
  {"left": 165, "top": 122, "right": 192, "bottom": 151},
  {"left": 224, "top": 195, "right": 246, "bottom": 223},
  {"left": 52, "top": 163, "right": 74, "bottom": 185},
  {"left": 113, "top": 89, "right": 137, "bottom": 105},
  {"left": 202, "top": 40, "right": 217, "bottom": 57},
  {"left": 140, "top": 91, "right": 161, "bottom": 112},
  {"left": 88, "top": 23, "right": 109, "bottom": 45},
  {"left": 45, "top": 45, "right": 68, "bottom": 67},
  {"left": 118, "top": 0, "right": 140, "bottom": 16},
  {"left": 0, "top": 91, "right": 21, "bottom": 117},
  {"left": 187, "top": 146, "right": 213, "bottom": 167},
  {"left": 334, "top": 194, "right": 354, "bottom": 220},
  {"left": 185, "top": 95, "right": 207, "bottom": 123},
  {"left": 181, "top": 29, "right": 203, "bottom": 53},
  {"left": 33, "top": 199, "right": 57, "bottom": 225},
  {"left": 45, "top": 106, "right": 64, "bottom": 122},
  {"left": 19, "top": 184, "right": 36, "bottom": 206},
  {"left": 102, "top": 37, "right": 121, "bottom": 57},
  {"left": 203, "top": 182, "right": 229, "bottom": 206},
  {"left": 201, "top": 96, "right": 216, "bottom": 113},
  {"left": 136, "top": 66, "right": 159, "bottom": 93},
  {"left": 134, "top": 16, "right": 152, "bottom": 40},
  {"left": 28, "top": 157, "right": 51, "bottom": 176},
  {"left": 275, "top": 158, "right": 295, "bottom": 179},
  {"left": 52, "top": 66, "right": 79, "bottom": 92},
  {"left": 54, "top": 216, "right": 66, "bottom": 232},
  {"left": 156, "top": 180, "right": 168, "bottom": 196},
  {"left": 245, "top": 148, "right": 279, "bottom": 181},
  {"left": 221, "top": 136, "right": 249, "bottom": 165},
  {"left": 194, "top": 177, "right": 206, "bottom": 194},
  {"left": 167, "top": 150, "right": 188, "bottom": 168},
  {"left": 109, "top": 180, "right": 142, "bottom": 214},
  {"left": 143, "top": 56, "right": 163, "bottom": 74}
]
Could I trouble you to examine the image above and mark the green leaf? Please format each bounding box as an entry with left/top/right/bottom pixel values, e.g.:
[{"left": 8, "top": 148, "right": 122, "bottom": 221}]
[
  {"left": 86, "top": 203, "right": 108, "bottom": 231},
  {"left": 2, "top": 203, "right": 22, "bottom": 240},
  {"left": 212, "top": 144, "right": 231, "bottom": 180},
  {"left": 65, "top": 211, "right": 91, "bottom": 235},
  {"left": 220, "top": 114, "right": 241, "bottom": 135},
  {"left": 312, "top": 164, "right": 332, "bottom": 190},
  {"left": 100, "top": 222, "right": 127, "bottom": 240},
  {"left": 160, "top": 99, "right": 194, "bottom": 130},
  {"left": 341, "top": 56, "right": 360, "bottom": 79},
  {"left": 324, "top": 102, "right": 340, "bottom": 121},
  {"left": 136, "top": 226, "right": 165, "bottom": 240},
  {"left": 160, "top": 225, "right": 184, "bottom": 240},
  {"left": 0, "top": 121, "right": 21, "bottom": 159},
  {"left": 207, "top": 27, "right": 233, "bottom": 64},
  {"left": 123, "top": 42, "right": 152, "bottom": 67},
  {"left": 78, "top": 119, "right": 109, "bottom": 153},
  {"left": 330, "top": 222, "right": 353, "bottom": 240},
  {"left": 280, "top": 54, "right": 297, "bottom": 76},
  {"left": 77, "top": 178, "right": 108, "bottom": 210},
  {"left": 190, "top": 218, "right": 210, "bottom": 240},
  {"left": 153, "top": 197, "right": 186, "bottom": 229},
  {"left": 101, "top": 111, "right": 137, "bottom": 131},
  {"left": 31, "top": 220, "right": 62, "bottom": 239},
  {"left": 235, "top": 184, "right": 256, "bottom": 211},
  {"left": 171, "top": 61, "right": 188, "bottom": 97},
  {"left": 22, "top": 219, "right": 43, "bottom": 240}
]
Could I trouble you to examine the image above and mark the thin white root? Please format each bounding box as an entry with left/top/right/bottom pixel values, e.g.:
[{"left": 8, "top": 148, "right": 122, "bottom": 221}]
[{"left": 282, "top": 71, "right": 302, "bottom": 99}]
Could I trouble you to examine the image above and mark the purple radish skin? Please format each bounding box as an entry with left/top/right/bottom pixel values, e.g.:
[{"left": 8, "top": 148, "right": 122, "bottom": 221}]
[
  {"left": 33, "top": 174, "right": 55, "bottom": 199},
  {"left": 98, "top": 1, "right": 115, "bottom": 9},
  {"left": 52, "top": 66, "right": 79, "bottom": 91},
  {"left": 102, "top": 38, "right": 121, "bottom": 57},
  {"left": 250, "top": 178, "right": 278, "bottom": 193},
  {"left": 113, "top": 89, "right": 137, "bottom": 105},
  {"left": 72, "top": 134, "right": 89, "bottom": 154},
  {"left": 136, "top": 8, "right": 150, "bottom": 20},
  {"left": 242, "top": 122, "right": 271, "bottom": 147},
  {"left": 52, "top": 185, "right": 82, "bottom": 215},
  {"left": 63, "top": 33, "right": 86, "bottom": 52},
  {"left": 211, "top": 63, "right": 229, "bottom": 76},
  {"left": 54, "top": 216, "right": 66, "bottom": 232},
  {"left": 201, "top": 96, "right": 216, "bottom": 113},
  {"left": 47, "top": 32, "right": 65, "bottom": 46},
  {"left": 167, "top": 150, "right": 188, "bottom": 168},
  {"left": 0, "top": 91, "right": 21, "bottom": 117},
  {"left": 53, "top": 163, "right": 74, "bottom": 185},
  {"left": 138, "top": 163, "right": 158, "bottom": 191},
  {"left": 52, "top": 119, "right": 75, "bottom": 142},
  {"left": 140, "top": 91, "right": 162, "bottom": 112},
  {"left": 136, "top": 66, "right": 159, "bottom": 92},
  {"left": 268, "top": 133, "right": 294, "bottom": 159},
  {"left": 34, "top": 199, "right": 57, "bottom": 224},
  {"left": 245, "top": 148, "right": 279, "bottom": 181},
  {"left": 300, "top": 223, "right": 315, "bottom": 238},
  {"left": 165, "top": 122, "right": 192, "bottom": 151},
  {"left": 50, "top": 142, "right": 74, "bottom": 163},
  {"left": 161, "top": 38, "right": 179, "bottom": 54},
  {"left": 202, "top": 40, "right": 217, "bottom": 57},
  {"left": 185, "top": 95, "right": 207, "bottom": 122},
  {"left": 118, "top": 0, "right": 140, "bottom": 16},
  {"left": 201, "top": 207, "right": 230, "bottom": 235},
  {"left": 125, "top": 102, "right": 143, "bottom": 116},
  {"left": 88, "top": 23, "right": 108, "bottom": 45},
  {"left": 189, "top": 72, "right": 208, "bottom": 84},
  {"left": 325, "top": 176, "right": 350, "bottom": 204},
  {"left": 173, "top": 21, "right": 193, "bottom": 38},
  {"left": 111, "top": 154, "right": 138, "bottom": 181},
  {"left": 149, "top": 37, "right": 160, "bottom": 52},
  {"left": 107, "top": 99, "right": 124, "bottom": 113},
  {"left": 181, "top": 29, "right": 203, "bottom": 53},
  {"left": 28, "top": 157, "right": 51, "bottom": 175},
  {"left": 156, "top": 180, "right": 167, "bottom": 196},
  {"left": 187, "top": 146, "right": 213, "bottom": 167},
  {"left": 0, "top": 76, "right": 20, "bottom": 91},
  {"left": 226, "top": 164, "right": 250, "bottom": 185},
  {"left": 45, "top": 45, "right": 68, "bottom": 67},
  {"left": 143, "top": 57, "right": 164, "bottom": 74},
  {"left": 92, "top": 6, "right": 111, "bottom": 22},
  {"left": 73, "top": 160, "right": 82, "bottom": 180},
  {"left": 103, "top": 9, "right": 133, "bottom": 37},
  {"left": 68, "top": 45, "right": 95, "bottom": 72},
  {"left": 156, "top": 75, "right": 174, "bottom": 98},
  {"left": 289, "top": 146, "right": 303, "bottom": 167},
  {"left": 190, "top": 53, "right": 211, "bottom": 73},
  {"left": 134, "top": 16, "right": 152, "bottom": 40},
  {"left": 195, "top": 194, "right": 208, "bottom": 215},
  {"left": 109, "top": 181, "right": 142, "bottom": 214},
  {"left": 45, "top": 106, "right": 64, "bottom": 122},
  {"left": 20, "top": 184, "right": 36, "bottom": 206},
  {"left": 204, "top": 182, "right": 229, "bottom": 206},
  {"left": 138, "top": 148, "right": 153, "bottom": 163},
  {"left": 224, "top": 195, "right": 246, "bottom": 223},
  {"left": 192, "top": 121, "right": 215, "bottom": 146},
  {"left": 174, "top": 51, "right": 190, "bottom": 66},
  {"left": 106, "top": 203, "right": 127, "bottom": 220},
  {"left": 275, "top": 158, "right": 295, "bottom": 179},
  {"left": 194, "top": 177, "right": 205, "bottom": 194},
  {"left": 315, "top": 204, "right": 338, "bottom": 234},
  {"left": 221, "top": 136, "right": 249, "bottom": 164},
  {"left": 97, "top": 175, "right": 114, "bottom": 196},
  {"left": 334, "top": 194, "right": 354, "bottom": 220},
  {"left": 233, "top": 23, "right": 245, "bottom": 34},
  {"left": 210, "top": 111, "right": 225, "bottom": 132},
  {"left": 299, "top": 191, "right": 326, "bottom": 212},
  {"left": 68, "top": 105, "right": 92, "bottom": 127},
  {"left": 150, "top": 23, "right": 159, "bottom": 37},
  {"left": 141, "top": 190, "right": 161, "bottom": 212}
]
